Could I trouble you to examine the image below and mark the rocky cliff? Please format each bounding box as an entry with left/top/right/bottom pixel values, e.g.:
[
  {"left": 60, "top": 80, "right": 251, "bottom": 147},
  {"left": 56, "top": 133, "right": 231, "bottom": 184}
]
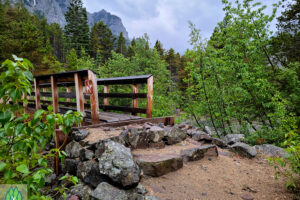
[{"left": 10, "top": 0, "right": 129, "bottom": 40}]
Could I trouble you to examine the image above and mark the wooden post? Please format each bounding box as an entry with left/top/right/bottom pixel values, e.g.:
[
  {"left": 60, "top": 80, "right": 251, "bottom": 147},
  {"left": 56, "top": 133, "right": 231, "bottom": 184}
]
[
  {"left": 74, "top": 73, "right": 85, "bottom": 115},
  {"left": 34, "top": 78, "right": 41, "bottom": 109},
  {"left": 132, "top": 84, "right": 138, "bottom": 116},
  {"left": 104, "top": 85, "right": 109, "bottom": 111},
  {"left": 88, "top": 70, "right": 99, "bottom": 124},
  {"left": 66, "top": 87, "right": 71, "bottom": 102},
  {"left": 51, "top": 76, "right": 59, "bottom": 113},
  {"left": 146, "top": 76, "right": 153, "bottom": 118}
]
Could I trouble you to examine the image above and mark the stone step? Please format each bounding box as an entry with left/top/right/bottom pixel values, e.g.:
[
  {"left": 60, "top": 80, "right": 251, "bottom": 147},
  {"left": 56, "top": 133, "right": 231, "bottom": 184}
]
[{"left": 132, "top": 139, "right": 218, "bottom": 177}]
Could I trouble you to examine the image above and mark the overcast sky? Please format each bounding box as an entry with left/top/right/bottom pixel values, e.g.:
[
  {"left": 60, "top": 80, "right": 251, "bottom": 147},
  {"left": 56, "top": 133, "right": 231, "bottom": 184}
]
[{"left": 82, "top": 0, "right": 283, "bottom": 53}]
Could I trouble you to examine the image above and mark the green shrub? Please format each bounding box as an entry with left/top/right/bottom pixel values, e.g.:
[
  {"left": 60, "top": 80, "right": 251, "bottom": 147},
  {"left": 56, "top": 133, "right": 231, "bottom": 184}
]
[{"left": 0, "top": 56, "right": 82, "bottom": 199}]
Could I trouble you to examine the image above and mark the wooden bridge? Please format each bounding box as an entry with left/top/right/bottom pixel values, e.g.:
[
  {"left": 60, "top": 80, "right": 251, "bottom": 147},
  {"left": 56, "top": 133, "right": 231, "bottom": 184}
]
[{"left": 27, "top": 69, "right": 173, "bottom": 127}]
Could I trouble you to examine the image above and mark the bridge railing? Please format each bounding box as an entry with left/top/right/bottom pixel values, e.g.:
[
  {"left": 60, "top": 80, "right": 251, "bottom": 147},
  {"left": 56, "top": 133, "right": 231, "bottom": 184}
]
[{"left": 27, "top": 70, "right": 153, "bottom": 125}]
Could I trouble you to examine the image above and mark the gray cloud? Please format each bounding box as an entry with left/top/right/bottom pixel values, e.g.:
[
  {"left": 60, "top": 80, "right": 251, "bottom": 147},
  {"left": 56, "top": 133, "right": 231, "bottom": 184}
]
[{"left": 83, "top": 0, "right": 283, "bottom": 53}]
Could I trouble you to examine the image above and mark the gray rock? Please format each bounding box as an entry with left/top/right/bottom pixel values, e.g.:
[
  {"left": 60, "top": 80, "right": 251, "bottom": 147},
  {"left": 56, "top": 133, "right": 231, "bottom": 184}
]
[
  {"left": 45, "top": 173, "right": 56, "bottom": 186},
  {"left": 127, "top": 128, "right": 150, "bottom": 149},
  {"left": 148, "top": 126, "right": 164, "bottom": 143},
  {"left": 223, "top": 134, "right": 245, "bottom": 145},
  {"left": 90, "top": 182, "right": 148, "bottom": 200},
  {"left": 80, "top": 148, "right": 94, "bottom": 161},
  {"left": 72, "top": 129, "right": 89, "bottom": 141},
  {"left": 212, "top": 138, "right": 228, "bottom": 148},
  {"left": 77, "top": 160, "right": 106, "bottom": 188},
  {"left": 145, "top": 196, "right": 161, "bottom": 200},
  {"left": 62, "top": 159, "right": 80, "bottom": 175},
  {"left": 136, "top": 154, "right": 183, "bottom": 177},
  {"left": 192, "top": 131, "right": 213, "bottom": 142},
  {"left": 204, "top": 126, "right": 213, "bottom": 136},
  {"left": 255, "top": 144, "right": 288, "bottom": 158},
  {"left": 69, "top": 183, "right": 92, "bottom": 200},
  {"left": 65, "top": 141, "right": 83, "bottom": 158},
  {"left": 230, "top": 142, "right": 257, "bottom": 158},
  {"left": 165, "top": 127, "right": 187, "bottom": 145},
  {"left": 98, "top": 141, "right": 141, "bottom": 188},
  {"left": 180, "top": 145, "right": 218, "bottom": 162},
  {"left": 90, "top": 182, "right": 128, "bottom": 200}
]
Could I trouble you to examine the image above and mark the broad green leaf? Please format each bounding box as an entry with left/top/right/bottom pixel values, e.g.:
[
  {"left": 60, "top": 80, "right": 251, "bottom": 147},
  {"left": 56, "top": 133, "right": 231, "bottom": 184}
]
[
  {"left": 0, "top": 162, "right": 7, "bottom": 172},
  {"left": 16, "top": 164, "right": 30, "bottom": 174}
]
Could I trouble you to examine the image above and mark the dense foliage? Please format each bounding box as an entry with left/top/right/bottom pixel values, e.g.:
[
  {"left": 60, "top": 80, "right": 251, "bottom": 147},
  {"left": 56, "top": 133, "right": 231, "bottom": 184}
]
[{"left": 0, "top": 56, "right": 82, "bottom": 199}]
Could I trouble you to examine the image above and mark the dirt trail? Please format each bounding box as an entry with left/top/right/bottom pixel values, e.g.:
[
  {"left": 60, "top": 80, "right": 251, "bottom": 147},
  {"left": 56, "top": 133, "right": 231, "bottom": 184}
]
[{"left": 141, "top": 148, "right": 293, "bottom": 200}]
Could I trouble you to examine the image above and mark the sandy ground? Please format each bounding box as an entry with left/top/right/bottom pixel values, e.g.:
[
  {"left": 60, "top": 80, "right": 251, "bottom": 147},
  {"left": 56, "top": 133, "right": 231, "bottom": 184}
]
[{"left": 141, "top": 148, "right": 294, "bottom": 200}]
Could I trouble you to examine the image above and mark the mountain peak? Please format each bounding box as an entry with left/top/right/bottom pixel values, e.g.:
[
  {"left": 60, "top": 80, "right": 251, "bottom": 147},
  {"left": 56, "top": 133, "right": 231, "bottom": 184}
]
[{"left": 10, "top": 0, "right": 129, "bottom": 40}]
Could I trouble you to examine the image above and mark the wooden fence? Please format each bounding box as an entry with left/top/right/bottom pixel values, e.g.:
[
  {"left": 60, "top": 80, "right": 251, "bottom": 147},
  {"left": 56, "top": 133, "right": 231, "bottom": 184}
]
[{"left": 27, "top": 70, "right": 153, "bottom": 125}]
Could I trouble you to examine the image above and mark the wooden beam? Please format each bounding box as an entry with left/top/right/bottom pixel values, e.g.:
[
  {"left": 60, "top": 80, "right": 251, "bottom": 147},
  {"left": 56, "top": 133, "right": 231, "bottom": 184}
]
[
  {"left": 132, "top": 84, "right": 138, "bottom": 116},
  {"left": 146, "top": 76, "right": 153, "bottom": 118},
  {"left": 75, "top": 116, "right": 175, "bottom": 129},
  {"left": 98, "top": 93, "right": 147, "bottom": 98},
  {"left": 51, "top": 76, "right": 59, "bottom": 113},
  {"left": 66, "top": 87, "right": 71, "bottom": 102},
  {"left": 74, "top": 73, "right": 85, "bottom": 115},
  {"left": 104, "top": 85, "right": 109, "bottom": 111},
  {"left": 42, "top": 88, "right": 47, "bottom": 100},
  {"left": 88, "top": 70, "right": 99, "bottom": 124},
  {"left": 34, "top": 78, "right": 41, "bottom": 109}
]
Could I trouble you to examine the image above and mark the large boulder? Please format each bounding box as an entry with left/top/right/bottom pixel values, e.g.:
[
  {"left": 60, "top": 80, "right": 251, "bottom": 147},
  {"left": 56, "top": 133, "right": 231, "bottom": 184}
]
[
  {"left": 223, "top": 134, "right": 245, "bottom": 145},
  {"left": 136, "top": 154, "right": 183, "bottom": 177},
  {"left": 71, "top": 129, "right": 89, "bottom": 141},
  {"left": 255, "top": 144, "right": 288, "bottom": 158},
  {"left": 191, "top": 131, "right": 213, "bottom": 142},
  {"left": 62, "top": 159, "right": 80, "bottom": 175},
  {"left": 98, "top": 141, "right": 141, "bottom": 188},
  {"left": 77, "top": 160, "right": 106, "bottom": 188},
  {"left": 127, "top": 128, "right": 149, "bottom": 149},
  {"left": 148, "top": 126, "right": 164, "bottom": 143},
  {"left": 79, "top": 148, "right": 94, "bottom": 161},
  {"left": 69, "top": 183, "right": 92, "bottom": 200},
  {"left": 180, "top": 145, "right": 218, "bottom": 162},
  {"left": 90, "top": 182, "right": 149, "bottom": 200},
  {"left": 65, "top": 141, "right": 83, "bottom": 158},
  {"left": 212, "top": 138, "right": 228, "bottom": 148},
  {"left": 230, "top": 142, "right": 257, "bottom": 158},
  {"left": 165, "top": 127, "right": 187, "bottom": 145},
  {"left": 90, "top": 182, "right": 128, "bottom": 200}
]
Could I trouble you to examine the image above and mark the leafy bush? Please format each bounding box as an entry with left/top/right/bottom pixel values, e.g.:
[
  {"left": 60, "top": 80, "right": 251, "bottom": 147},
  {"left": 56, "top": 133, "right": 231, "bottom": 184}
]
[
  {"left": 269, "top": 117, "right": 300, "bottom": 191},
  {"left": 0, "top": 56, "right": 82, "bottom": 199}
]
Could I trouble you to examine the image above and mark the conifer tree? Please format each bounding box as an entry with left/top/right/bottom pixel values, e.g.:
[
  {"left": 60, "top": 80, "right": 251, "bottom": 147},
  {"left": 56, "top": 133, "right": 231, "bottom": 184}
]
[
  {"left": 116, "top": 32, "right": 127, "bottom": 56},
  {"left": 90, "top": 21, "right": 115, "bottom": 63},
  {"left": 154, "top": 40, "right": 164, "bottom": 57},
  {"left": 64, "top": 0, "right": 90, "bottom": 56},
  {"left": 127, "top": 38, "right": 136, "bottom": 58}
]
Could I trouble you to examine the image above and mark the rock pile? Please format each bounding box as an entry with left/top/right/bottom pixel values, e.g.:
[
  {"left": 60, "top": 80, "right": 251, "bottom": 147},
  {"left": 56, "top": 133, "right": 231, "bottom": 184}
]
[{"left": 49, "top": 122, "right": 285, "bottom": 199}]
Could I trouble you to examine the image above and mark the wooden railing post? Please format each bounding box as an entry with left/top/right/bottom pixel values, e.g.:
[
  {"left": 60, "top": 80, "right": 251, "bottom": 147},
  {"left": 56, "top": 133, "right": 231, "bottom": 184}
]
[
  {"left": 42, "top": 88, "right": 47, "bottom": 100},
  {"left": 132, "top": 84, "right": 138, "bottom": 116},
  {"left": 146, "top": 76, "right": 153, "bottom": 118},
  {"left": 66, "top": 87, "right": 71, "bottom": 102},
  {"left": 34, "top": 78, "right": 41, "bottom": 109},
  {"left": 74, "top": 73, "right": 85, "bottom": 118},
  {"left": 88, "top": 70, "right": 99, "bottom": 124},
  {"left": 51, "top": 76, "right": 59, "bottom": 113},
  {"left": 104, "top": 85, "right": 109, "bottom": 111}
]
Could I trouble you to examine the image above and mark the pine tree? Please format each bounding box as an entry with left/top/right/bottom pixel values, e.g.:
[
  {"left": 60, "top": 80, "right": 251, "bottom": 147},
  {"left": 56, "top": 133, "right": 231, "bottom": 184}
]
[
  {"left": 154, "top": 40, "right": 164, "bottom": 57},
  {"left": 127, "top": 38, "right": 136, "bottom": 58},
  {"left": 90, "top": 21, "right": 115, "bottom": 63},
  {"left": 116, "top": 32, "right": 127, "bottom": 56},
  {"left": 64, "top": 0, "right": 90, "bottom": 56}
]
